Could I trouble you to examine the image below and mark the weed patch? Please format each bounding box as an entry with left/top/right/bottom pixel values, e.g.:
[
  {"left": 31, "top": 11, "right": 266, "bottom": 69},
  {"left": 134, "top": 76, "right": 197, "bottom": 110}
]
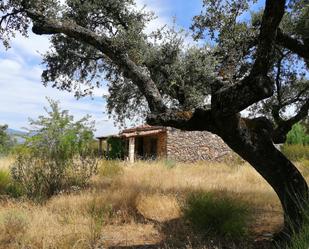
[
  {"left": 282, "top": 144, "right": 309, "bottom": 161},
  {"left": 183, "top": 192, "right": 251, "bottom": 239}
]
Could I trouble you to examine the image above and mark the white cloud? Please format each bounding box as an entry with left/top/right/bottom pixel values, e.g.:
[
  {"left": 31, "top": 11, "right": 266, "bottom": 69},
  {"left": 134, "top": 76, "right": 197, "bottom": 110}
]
[
  {"left": 136, "top": 0, "right": 201, "bottom": 47},
  {"left": 136, "top": 0, "right": 172, "bottom": 34},
  {"left": 12, "top": 32, "right": 51, "bottom": 58},
  {"left": 0, "top": 56, "right": 118, "bottom": 136}
]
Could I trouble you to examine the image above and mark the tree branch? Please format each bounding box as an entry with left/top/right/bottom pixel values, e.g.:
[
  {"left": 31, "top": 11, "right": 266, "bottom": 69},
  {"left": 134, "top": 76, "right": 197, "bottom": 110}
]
[
  {"left": 276, "top": 29, "right": 309, "bottom": 61},
  {"left": 272, "top": 99, "right": 309, "bottom": 143},
  {"left": 211, "top": 0, "right": 286, "bottom": 116},
  {"left": 25, "top": 9, "right": 166, "bottom": 113},
  {"left": 0, "top": 9, "right": 21, "bottom": 27},
  {"left": 147, "top": 108, "right": 215, "bottom": 132}
]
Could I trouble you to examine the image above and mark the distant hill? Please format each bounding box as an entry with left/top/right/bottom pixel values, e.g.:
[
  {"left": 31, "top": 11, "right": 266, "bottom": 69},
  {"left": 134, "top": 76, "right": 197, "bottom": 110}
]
[
  {"left": 7, "top": 128, "right": 27, "bottom": 143},
  {"left": 7, "top": 128, "right": 27, "bottom": 136}
]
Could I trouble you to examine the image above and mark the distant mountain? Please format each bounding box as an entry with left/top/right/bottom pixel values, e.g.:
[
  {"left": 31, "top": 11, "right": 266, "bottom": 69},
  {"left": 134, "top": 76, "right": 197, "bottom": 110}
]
[
  {"left": 7, "top": 128, "right": 27, "bottom": 143},
  {"left": 7, "top": 128, "right": 27, "bottom": 136}
]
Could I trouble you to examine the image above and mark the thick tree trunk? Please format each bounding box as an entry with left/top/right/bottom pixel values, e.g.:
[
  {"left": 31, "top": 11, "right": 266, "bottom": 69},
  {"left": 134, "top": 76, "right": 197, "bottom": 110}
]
[{"left": 213, "top": 114, "right": 309, "bottom": 239}]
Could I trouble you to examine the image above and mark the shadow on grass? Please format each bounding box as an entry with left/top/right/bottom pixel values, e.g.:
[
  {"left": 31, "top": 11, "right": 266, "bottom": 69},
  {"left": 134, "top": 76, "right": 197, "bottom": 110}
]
[
  {"left": 108, "top": 218, "right": 273, "bottom": 249},
  {"left": 108, "top": 191, "right": 275, "bottom": 249}
]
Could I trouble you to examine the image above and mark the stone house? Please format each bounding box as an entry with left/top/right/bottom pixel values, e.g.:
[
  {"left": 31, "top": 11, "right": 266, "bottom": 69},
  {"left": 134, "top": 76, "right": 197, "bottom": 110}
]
[{"left": 98, "top": 125, "right": 231, "bottom": 163}]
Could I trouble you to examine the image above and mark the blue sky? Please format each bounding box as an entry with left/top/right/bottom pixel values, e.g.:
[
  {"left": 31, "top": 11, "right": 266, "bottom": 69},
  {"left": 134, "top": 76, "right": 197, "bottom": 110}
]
[{"left": 0, "top": 0, "right": 265, "bottom": 136}]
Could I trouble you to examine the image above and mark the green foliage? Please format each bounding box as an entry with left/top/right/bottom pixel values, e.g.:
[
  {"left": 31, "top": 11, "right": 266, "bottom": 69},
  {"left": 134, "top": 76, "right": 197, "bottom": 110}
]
[
  {"left": 0, "top": 169, "right": 10, "bottom": 194},
  {"left": 97, "top": 160, "right": 123, "bottom": 178},
  {"left": 279, "top": 198, "right": 309, "bottom": 249},
  {"left": 281, "top": 144, "right": 309, "bottom": 161},
  {"left": 286, "top": 123, "right": 309, "bottom": 145},
  {"left": 285, "top": 224, "right": 309, "bottom": 249},
  {"left": 0, "top": 169, "right": 23, "bottom": 198},
  {"left": 106, "top": 137, "right": 125, "bottom": 159},
  {"left": 0, "top": 125, "right": 15, "bottom": 156},
  {"left": 11, "top": 99, "right": 97, "bottom": 200},
  {"left": 183, "top": 192, "right": 250, "bottom": 239}
]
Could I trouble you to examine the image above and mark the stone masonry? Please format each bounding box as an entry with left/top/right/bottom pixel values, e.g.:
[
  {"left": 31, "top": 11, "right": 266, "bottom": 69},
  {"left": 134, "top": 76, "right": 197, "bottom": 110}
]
[{"left": 166, "top": 127, "right": 231, "bottom": 162}]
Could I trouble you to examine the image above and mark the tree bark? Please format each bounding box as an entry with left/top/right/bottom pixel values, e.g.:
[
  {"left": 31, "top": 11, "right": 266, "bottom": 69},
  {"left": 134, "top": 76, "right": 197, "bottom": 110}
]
[{"left": 212, "top": 114, "right": 309, "bottom": 239}]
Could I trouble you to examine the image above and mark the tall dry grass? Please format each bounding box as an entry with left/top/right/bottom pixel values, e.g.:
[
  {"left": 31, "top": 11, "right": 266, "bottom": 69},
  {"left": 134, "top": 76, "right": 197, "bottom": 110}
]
[
  {"left": 0, "top": 157, "right": 307, "bottom": 248},
  {"left": 0, "top": 156, "right": 14, "bottom": 170}
]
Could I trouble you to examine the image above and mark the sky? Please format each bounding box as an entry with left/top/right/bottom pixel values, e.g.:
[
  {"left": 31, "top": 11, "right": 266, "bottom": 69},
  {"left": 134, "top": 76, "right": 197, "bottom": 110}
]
[{"left": 0, "top": 0, "right": 265, "bottom": 136}]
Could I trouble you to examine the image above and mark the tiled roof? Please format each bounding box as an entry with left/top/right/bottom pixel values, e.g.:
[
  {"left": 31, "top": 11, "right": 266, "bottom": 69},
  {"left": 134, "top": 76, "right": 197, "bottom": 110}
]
[{"left": 121, "top": 125, "right": 166, "bottom": 134}]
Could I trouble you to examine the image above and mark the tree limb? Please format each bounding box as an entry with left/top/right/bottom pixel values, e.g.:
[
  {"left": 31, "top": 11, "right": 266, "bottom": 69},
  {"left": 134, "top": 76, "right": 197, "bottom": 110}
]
[
  {"left": 211, "top": 0, "right": 286, "bottom": 116},
  {"left": 276, "top": 29, "right": 309, "bottom": 61},
  {"left": 272, "top": 98, "right": 309, "bottom": 143},
  {"left": 25, "top": 9, "right": 166, "bottom": 113},
  {"left": 147, "top": 108, "right": 215, "bottom": 132}
]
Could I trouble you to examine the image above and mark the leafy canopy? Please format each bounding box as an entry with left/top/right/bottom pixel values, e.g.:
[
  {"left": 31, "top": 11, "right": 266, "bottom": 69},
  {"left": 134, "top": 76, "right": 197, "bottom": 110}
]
[
  {"left": 23, "top": 98, "right": 95, "bottom": 160},
  {"left": 0, "top": 0, "right": 308, "bottom": 136}
]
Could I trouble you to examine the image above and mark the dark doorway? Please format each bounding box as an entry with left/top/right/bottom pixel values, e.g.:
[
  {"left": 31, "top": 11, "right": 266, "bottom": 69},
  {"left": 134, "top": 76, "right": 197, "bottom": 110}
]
[
  {"left": 135, "top": 136, "right": 158, "bottom": 160},
  {"left": 149, "top": 137, "right": 158, "bottom": 159},
  {"left": 136, "top": 137, "right": 144, "bottom": 159}
]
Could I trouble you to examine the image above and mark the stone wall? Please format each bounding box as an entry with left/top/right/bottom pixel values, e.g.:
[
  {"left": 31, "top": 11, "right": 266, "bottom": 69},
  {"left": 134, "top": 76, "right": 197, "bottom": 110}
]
[
  {"left": 156, "top": 132, "right": 167, "bottom": 158},
  {"left": 166, "top": 128, "right": 231, "bottom": 162}
]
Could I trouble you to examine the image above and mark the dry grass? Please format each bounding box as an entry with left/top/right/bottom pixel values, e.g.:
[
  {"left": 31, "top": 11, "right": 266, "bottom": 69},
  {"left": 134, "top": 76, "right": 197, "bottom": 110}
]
[
  {"left": 0, "top": 157, "right": 308, "bottom": 248},
  {"left": 0, "top": 156, "right": 14, "bottom": 170}
]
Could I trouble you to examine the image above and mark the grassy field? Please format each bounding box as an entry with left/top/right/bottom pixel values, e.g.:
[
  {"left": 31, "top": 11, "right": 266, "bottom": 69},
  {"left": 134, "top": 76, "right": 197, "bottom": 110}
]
[{"left": 0, "top": 158, "right": 308, "bottom": 249}]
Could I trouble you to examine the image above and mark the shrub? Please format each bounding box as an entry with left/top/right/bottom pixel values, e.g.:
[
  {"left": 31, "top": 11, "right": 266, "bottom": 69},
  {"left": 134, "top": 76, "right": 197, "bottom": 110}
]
[
  {"left": 0, "top": 169, "right": 23, "bottom": 198},
  {"left": 183, "top": 192, "right": 250, "bottom": 238},
  {"left": 286, "top": 123, "right": 309, "bottom": 145},
  {"left": 281, "top": 144, "right": 309, "bottom": 161},
  {"left": 11, "top": 155, "right": 96, "bottom": 199},
  {"left": 106, "top": 137, "right": 125, "bottom": 159},
  {"left": 0, "top": 169, "right": 11, "bottom": 194},
  {"left": 0, "top": 125, "right": 16, "bottom": 156},
  {"left": 11, "top": 99, "right": 97, "bottom": 200}
]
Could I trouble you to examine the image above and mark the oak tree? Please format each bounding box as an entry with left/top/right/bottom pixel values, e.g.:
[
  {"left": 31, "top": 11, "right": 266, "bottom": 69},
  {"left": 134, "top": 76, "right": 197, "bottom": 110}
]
[{"left": 1, "top": 0, "right": 309, "bottom": 239}]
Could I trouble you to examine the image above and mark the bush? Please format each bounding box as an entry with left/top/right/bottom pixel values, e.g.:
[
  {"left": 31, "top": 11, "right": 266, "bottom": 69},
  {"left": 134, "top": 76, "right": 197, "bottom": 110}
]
[
  {"left": 281, "top": 144, "right": 309, "bottom": 161},
  {"left": 183, "top": 192, "right": 250, "bottom": 238},
  {"left": 0, "top": 169, "right": 11, "bottom": 194},
  {"left": 0, "top": 169, "right": 23, "bottom": 198},
  {"left": 286, "top": 123, "right": 309, "bottom": 145},
  {"left": 106, "top": 137, "right": 125, "bottom": 159},
  {"left": 11, "top": 99, "right": 97, "bottom": 200},
  {"left": 0, "top": 125, "right": 16, "bottom": 156},
  {"left": 11, "top": 155, "right": 96, "bottom": 199}
]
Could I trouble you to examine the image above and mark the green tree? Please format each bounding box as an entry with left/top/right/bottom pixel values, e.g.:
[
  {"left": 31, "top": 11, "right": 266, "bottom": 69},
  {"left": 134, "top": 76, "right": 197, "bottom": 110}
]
[
  {"left": 0, "top": 124, "right": 15, "bottom": 155},
  {"left": 1, "top": 0, "right": 309, "bottom": 239},
  {"left": 287, "top": 123, "right": 309, "bottom": 145},
  {"left": 11, "top": 99, "right": 97, "bottom": 199},
  {"left": 107, "top": 137, "right": 124, "bottom": 159}
]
